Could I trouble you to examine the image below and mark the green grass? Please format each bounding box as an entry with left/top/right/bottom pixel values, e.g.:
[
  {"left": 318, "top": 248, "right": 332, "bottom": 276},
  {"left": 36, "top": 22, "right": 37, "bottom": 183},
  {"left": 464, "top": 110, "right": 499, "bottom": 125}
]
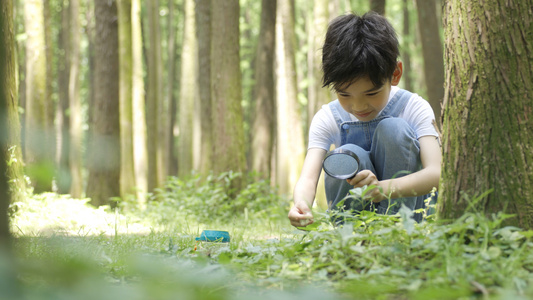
[{"left": 6, "top": 173, "right": 533, "bottom": 299}]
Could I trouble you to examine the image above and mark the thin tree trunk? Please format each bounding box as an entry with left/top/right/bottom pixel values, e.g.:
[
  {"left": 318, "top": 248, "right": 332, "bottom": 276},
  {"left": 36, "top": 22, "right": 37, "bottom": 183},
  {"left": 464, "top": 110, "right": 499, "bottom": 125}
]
[
  {"left": 178, "top": 0, "right": 197, "bottom": 177},
  {"left": 157, "top": 6, "right": 170, "bottom": 183},
  {"left": 401, "top": 0, "right": 413, "bottom": 92},
  {"left": 24, "top": 0, "right": 51, "bottom": 192},
  {"left": 15, "top": 1, "right": 26, "bottom": 160},
  {"left": 308, "top": 0, "right": 331, "bottom": 209},
  {"left": 195, "top": 0, "right": 212, "bottom": 175},
  {"left": 275, "top": 0, "right": 305, "bottom": 196},
  {"left": 132, "top": 0, "right": 147, "bottom": 204},
  {"left": 370, "top": 0, "right": 386, "bottom": 15},
  {"left": 56, "top": 0, "right": 71, "bottom": 193},
  {"left": 329, "top": 0, "right": 340, "bottom": 17},
  {"left": 307, "top": 0, "right": 330, "bottom": 131},
  {"left": 43, "top": 0, "right": 56, "bottom": 170},
  {"left": 0, "top": 0, "right": 21, "bottom": 247},
  {"left": 87, "top": 0, "right": 120, "bottom": 207},
  {"left": 69, "top": 0, "right": 83, "bottom": 198},
  {"left": 250, "top": 0, "right": 276, "bottom": 178},
  {"left": 118, "top": 0, "right": 136, "bottom": 199},
  {"left": 415, "top": 0, "right": 444, "bottom": 126},
  {"left": 146, "top": 0, "right": 162, "bottom": 190},
  {"left": 439, "top": 0, "right": 533, "bottom": 228},
  {"left": 166, "top": 0, "right": 178, "bottom": 176},
  {"left": 210, "top": 0, "right": 246, "bottom": 187},
  {"left": 86, "top": 0, "right": 96, "bottom": 186}
]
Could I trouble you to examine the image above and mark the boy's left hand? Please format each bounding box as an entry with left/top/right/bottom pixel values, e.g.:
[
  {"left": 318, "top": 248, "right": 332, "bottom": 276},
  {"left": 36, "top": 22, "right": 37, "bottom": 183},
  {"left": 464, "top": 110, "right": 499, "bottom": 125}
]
[{"left": 346, "top": 170, "right": 384, "bottom": 202}]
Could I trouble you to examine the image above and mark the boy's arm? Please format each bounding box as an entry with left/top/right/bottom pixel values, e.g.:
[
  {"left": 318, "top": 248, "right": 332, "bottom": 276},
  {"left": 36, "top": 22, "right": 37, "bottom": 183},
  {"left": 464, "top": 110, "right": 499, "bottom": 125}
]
[
  {"left": 369, "top": 135, "right": 441, "bottom": 201},
  {"left": 288, "top": 148, "right": 327, "bottom": 227}
]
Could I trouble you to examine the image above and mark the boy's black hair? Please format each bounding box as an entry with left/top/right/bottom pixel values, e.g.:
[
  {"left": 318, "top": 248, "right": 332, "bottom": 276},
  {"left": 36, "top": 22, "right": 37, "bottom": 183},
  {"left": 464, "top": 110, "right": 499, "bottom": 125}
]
[{"left": 322, "top": 12, "right": 399, "bottom": 91}]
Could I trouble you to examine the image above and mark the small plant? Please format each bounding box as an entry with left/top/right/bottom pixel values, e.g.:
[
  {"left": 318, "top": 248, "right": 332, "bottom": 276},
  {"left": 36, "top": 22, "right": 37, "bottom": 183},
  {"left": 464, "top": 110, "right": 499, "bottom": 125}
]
[
  {"left": 10, "top": 182, "right": 533, "bottom": 300},
  {"left": 137, "top": 171, "right": 289, "bottom": 225}
]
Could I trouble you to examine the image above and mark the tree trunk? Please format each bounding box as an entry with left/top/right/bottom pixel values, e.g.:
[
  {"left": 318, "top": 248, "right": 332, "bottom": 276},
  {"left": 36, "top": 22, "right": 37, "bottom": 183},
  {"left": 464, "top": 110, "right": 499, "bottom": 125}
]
[
  {"left": 69, "top": 0, "right": 83, "bottom": 198},
  {"left": 328, "top": 0, "right": 340, "bottom": 17},
  {"left": 87, "top": 0, "right": 120, "bottom": 207},
  {"left": 210, "top": 0, "right": 246, "bottom": 184},
  {"left": 195, "top": 0, "right": 212, "bottom": 175},
  {"left": 415, "top": 0, "right": 444, "bottom": 126},
  {"left": 132, "top": 0, "right": 148, "bottom": 204},
  {"left": 0, "top": 0, "right": 16, "bottom": 245},
  {"left": 43, "top": 0, "right": 55, "bottom": 166},
  {"left": 439, "top": 0, "right": 533, "bottom": 228},
  {"left": 178, "top": 0, "right": 197, "bottom": 177},
  {"left": 275, "top": 0, "right": 305, "bottom": 196},
  {"left": 118, "top": 0, "right": 136, "bottom": 199},
  {"left": 250, "top": 0, "right": 276, "bottom": 178},
  {"left": 370, "top": 0, "right": 386, "bottom": 15},
  {"left": 307, "top": 0, "right": 331, "bottom": 209},
  {"left": 86, "top": 0, "right": 96, "bottom": 186},
  {"left": 56, "top": 0, "right": 71, "bottom": 193},
  {"left": 401, "top": 0, "right": 413, "bottom": 92},
  {"left": 24, "top": 0, "right": 52, "bottom": 192},
  {"left": 307, "top": 0, "right": 330, "bottom": 131},
  {"left": 146, "top": 0, "right": 162, "bottom": 190},
  {"left": 166, "top": 0, "right": 178, "bottom": 176},
  {"left": 157, "top": 6, "right": 170, "bottom": 184}
]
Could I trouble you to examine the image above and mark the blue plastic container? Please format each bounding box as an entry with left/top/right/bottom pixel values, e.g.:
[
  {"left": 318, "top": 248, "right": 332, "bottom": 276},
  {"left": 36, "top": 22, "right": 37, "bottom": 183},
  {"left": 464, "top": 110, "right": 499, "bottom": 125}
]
[{"left": 195, "top": 230, "right": 230, "bottom": 243}]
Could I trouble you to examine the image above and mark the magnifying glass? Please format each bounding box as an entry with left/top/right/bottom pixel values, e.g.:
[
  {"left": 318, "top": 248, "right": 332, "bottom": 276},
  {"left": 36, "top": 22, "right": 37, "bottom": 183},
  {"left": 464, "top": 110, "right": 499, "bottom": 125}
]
[{"left": 322, "top": 148, "right": 360, "bottom": 180}]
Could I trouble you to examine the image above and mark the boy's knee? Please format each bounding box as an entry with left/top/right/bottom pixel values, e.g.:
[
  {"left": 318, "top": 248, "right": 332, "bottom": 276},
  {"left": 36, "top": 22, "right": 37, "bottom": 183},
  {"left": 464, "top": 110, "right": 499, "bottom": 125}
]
[
  {"left": 338, "top": 144, "right": 367, "bottom": 159},
  {"left": 374, "top": 118, "right": 416, "bottom": 143}
]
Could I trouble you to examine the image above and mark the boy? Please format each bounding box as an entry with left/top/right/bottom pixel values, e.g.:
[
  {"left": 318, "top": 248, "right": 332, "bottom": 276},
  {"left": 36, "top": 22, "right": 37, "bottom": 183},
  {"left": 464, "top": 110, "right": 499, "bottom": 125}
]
[{"left": 288, "top": 12, "right": 441, "bottom": 227}]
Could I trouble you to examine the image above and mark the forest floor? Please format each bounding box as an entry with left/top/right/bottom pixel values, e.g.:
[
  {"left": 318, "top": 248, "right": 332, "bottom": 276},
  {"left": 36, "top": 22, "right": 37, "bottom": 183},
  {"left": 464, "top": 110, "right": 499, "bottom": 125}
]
[{"left": 7, "top": 180, "right": 533, "bottom": 300}]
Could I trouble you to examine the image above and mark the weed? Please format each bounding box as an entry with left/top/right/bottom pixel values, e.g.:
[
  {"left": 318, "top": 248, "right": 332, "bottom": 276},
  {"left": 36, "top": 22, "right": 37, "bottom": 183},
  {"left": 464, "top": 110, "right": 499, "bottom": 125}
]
[
  {"left": 8, "top": 175, "right": 533, "bottom": 299},
  {"left": 134, "top": 171, "right": 289, "bottom": 226}
]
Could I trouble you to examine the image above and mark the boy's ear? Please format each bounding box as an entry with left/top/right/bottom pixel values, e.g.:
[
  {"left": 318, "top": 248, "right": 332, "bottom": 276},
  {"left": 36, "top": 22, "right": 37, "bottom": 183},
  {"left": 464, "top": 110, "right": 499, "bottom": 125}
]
[{"left": 391, "top": 61, "right": 403, "bottom": 86}]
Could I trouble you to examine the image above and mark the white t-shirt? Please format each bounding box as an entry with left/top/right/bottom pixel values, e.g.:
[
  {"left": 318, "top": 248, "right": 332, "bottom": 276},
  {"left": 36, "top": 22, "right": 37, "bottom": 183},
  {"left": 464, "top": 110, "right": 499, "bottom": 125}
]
[{"left": 308, "top": 86, "right": 439, "bottom": 150}]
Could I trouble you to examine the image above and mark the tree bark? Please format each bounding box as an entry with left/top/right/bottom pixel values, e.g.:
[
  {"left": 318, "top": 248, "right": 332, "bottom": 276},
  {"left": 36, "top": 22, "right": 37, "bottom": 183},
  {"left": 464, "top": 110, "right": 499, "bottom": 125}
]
[
  {"left": 24, "top": 0, "right": 52, "bottom": 192},
  {"left": 439, "top": 0, "right": 533, "bottom": 228},
  {"left": 178, "top": 0, "right": 197, "bottom": 177},
  {"left": 43, "top": 0, "right": 55, "bottom": 164},
  {"left": 401, "top": 0, "right": 413, "bottom": 92},
  {"left": 0, "top": 0, "right": 17, "bottom": 247},
  {"left": 146, "top": 0, "right": 163, "bottom": 190},
  {"left": 68, "top": 0, "right": 83, "bottom": 198},
  {"left": 118, "top": 0, "right": 136, "bottom": 199},
  {"left": 56, "top": 0, "right": 71, "bottom": 193},
  {"left": 210, "top": 0, "right": 246, "bottom": 186},
  {"left": 250, "top": 0, "right": 276, "bottom": 178},
  {"left": 132, "top": 0, "right": 148, "bottom": 203},
  {"left": 166, "top": 0, "right": 178, "bottom": 176},
  {"left": 275, "top": 0, "right": 305, "bottom": 196},
  {"left": 307, "top": 0, "right": 330, "bottom": 131},
  {"left": 415, "top": 0, "right": 444, "bottom": 126},
  {"left": 195, "top": 0, "right": 212, "bottom": 175},
  {"left": 370, "top": 0, "right": 386, "bottom": 15},
  {"left": 307, "top": 0, "right": 331, "bottom": 209},
  {"left": 157, "top": 4, "right": 170, "bottom": 183},
  {"left": 87, "top": 0, "right": 120, "bottom": 206}
]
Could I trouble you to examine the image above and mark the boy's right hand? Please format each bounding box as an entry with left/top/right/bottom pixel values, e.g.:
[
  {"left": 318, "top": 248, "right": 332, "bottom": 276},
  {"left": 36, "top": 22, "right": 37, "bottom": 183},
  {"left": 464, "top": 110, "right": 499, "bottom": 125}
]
[{"left": 288, "top": 201, "right": 314, "bottom": 227}]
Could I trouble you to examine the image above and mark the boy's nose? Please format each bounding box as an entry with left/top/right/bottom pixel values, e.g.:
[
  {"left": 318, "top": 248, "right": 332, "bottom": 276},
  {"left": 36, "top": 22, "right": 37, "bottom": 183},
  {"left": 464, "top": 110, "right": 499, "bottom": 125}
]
[{"left": 351, "top": 101, "right": 368, "bottom": 112}]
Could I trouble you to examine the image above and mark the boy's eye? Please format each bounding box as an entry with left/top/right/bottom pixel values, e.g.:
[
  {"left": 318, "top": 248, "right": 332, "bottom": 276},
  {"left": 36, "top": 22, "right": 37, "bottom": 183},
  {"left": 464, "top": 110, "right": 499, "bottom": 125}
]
[{"left": 366, "top": 91, "right": 379, "bottom": 96}]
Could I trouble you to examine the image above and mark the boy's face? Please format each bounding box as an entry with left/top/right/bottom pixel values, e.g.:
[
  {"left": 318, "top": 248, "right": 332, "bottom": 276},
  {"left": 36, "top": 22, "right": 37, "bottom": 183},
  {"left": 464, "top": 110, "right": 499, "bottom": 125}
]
[{"left": 335, "top": 62, "right": 402, "bottom": 122}]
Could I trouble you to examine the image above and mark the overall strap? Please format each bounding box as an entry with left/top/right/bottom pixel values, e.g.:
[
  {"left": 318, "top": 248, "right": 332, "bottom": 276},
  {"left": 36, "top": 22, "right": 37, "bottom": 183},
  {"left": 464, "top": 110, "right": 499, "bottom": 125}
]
[
  {"left": 328, "top": 100, "right": 350, "bottom": 127},
  {"left": 380, "top": 89, "right": 413, "bottom": 118}
]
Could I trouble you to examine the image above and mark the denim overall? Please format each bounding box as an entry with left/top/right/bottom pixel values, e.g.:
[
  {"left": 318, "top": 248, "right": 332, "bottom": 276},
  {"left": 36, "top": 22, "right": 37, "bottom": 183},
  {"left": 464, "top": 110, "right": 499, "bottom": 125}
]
[{"left": 325, "top": 89, "right": 433, "bottom": 222}]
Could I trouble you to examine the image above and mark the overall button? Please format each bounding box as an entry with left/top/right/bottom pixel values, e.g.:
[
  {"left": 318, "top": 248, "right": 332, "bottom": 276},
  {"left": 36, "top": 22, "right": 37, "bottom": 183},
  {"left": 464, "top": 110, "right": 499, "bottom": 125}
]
[{"left": 342, "top": 124, "right": 350, "bottom": 130}]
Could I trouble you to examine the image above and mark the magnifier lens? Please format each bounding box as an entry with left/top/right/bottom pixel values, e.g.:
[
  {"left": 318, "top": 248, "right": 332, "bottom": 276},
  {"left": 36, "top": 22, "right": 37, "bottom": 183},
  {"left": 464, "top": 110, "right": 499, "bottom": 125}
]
[{"left": 322, "top": 149, "right": 360, "bottom": 180}]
